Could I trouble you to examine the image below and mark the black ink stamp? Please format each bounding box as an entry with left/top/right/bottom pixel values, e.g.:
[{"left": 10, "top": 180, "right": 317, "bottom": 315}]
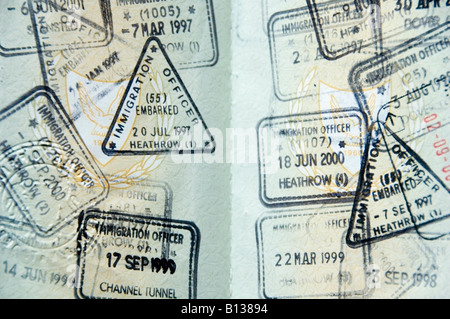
[
  {"left": 268, "top": 2, "right": 379, "bottom": 102},
  {"left": 256, "top": 207, "right": 370, "bottom": 298},
  {"left": 102, "top": 36, "right": 215, "bottom": 156},
  {"left": 76, "top": 209, "right": 200, "bottom": 299},
  {"left": 0, "top": 86, "right": 108, "bottom": 238},
  {"left": 258, "top": 109, "right": 367, "bottom": 207},
  {"left": 306, "top": 0, "right": 382, "bottom": 60},
  {"left": 109, "top": 0, "right": 219, "bottom": 69},
  {"left": 349, "top": 22, "right": 450, "bottom": 121},
  {"left": 0, "top": 0, "right": 113, "bottom": 57}
]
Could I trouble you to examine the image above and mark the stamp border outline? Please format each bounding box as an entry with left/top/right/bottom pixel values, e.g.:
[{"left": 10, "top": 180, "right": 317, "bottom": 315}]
[
  {"left": 0, "top": 178, "right": 172, "bottom": 249},
  {"left": 12, "top": 0, "right": 220, "bottom": 69},
  {"left": 95, "top": 178, "right": 173, "bottom": 218},
  {"left": 346, "top": 23, "right": 450, "bottom": 248},
  {"left": 0, "top": 0, "right": 114, "bottom": 57},
  {"left": 346, "top": 122, "right": 450, "bottom": 248},
  {"left": 101, "top": 36, "right": 216, "bottom": 156},
  {"left": 267, "top": 2, "right": 378, "bottom": 101},
  {"left": 255, "top": 208, "right": 371, "bottom": 299},
  {"left": 111, "top": 0, "right": 219, "bottom": 69},
  {"left": 383, "top": 126, "right": 450, "bottom": 240},
  {"left": 257, "top": 108, "right": 367, "bottom": 208},
  {"left": 349, "top": 22, "right": 450, "bottom": 119},
  {"left": 75, "top": 209, "right": 200, "bottom": 299},
  {"left": 306, "top": 0, "right": 383, "bottom": 61},
  {"left": 0, "top": 86, "right": 109, "bottom": 237},
  {"left": 268, "top": 5, "right": 312, "bottom": 102},
  {"left": 173, "top": 0, "right": 219, "bottom": 69}
]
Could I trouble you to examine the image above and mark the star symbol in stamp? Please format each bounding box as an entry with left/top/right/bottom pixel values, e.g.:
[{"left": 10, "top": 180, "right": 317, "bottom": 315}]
[
  {"left": 109, "top": 141, "right": 117, "bottom": 150},
  {"left": 377, "top": 85, "right": 386, "bottom": 95},
  {"left": 70, "top": 183, "right": 78, "bottom": 192},
  {"left": 288, "top": 39, "right": 295, "bottom": 46},
  {"left": 151, "top": 45, "right": 158, "bottom": 53},
  {"left": 123, "top": 10, "right": 131, "bottom": 21},
  {"left": 374, "top": 127, "right": 383, "bottom": 137},
  {"left": 352, "top": 26, "right": 360, "bottom": 34},
  {"left": 353, "top": 233, "right": 361, "bottom": 242},
  {"left": 188, "top": 5, "right": 196, "bottom": 14},
  {"left": 338, "top": 141, "right": 346, "bottom": 149},
  {"left": 28, "top": 118, "right": 39, "bottom": 128}
]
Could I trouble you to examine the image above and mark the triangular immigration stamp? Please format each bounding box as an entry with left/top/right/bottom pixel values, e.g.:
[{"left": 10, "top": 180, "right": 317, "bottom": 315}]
[{"left": 102, "top": 37, "right": 215, "bottom": 156}]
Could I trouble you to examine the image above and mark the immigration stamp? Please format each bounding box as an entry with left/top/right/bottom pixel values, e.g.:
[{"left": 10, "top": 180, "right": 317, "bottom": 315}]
[
  {"left": 306, "top": 0, "right": 382, "bottom": 60},
  {"left": 350, "top": 22, "right": 450, "bottom": 122},
  {"left": 93, "top": 179, "right": 174, "bottom": 259},
  {"left": 268, "top": 3, "right": 383, "bottom": 102},
  {"left": 257, "top": 109, "right": 367, "bottom": 207},
  {"left": 95, "top": 179, "right": 173, "bottom": 220},
  {"left": 0, "top": 179, "right": 172, "bottom": 249},
  {"left": 33, "top": 1, "right": 219, "bottom": 120},
  {"left": 102, "top": 36, "right": 215, "bottom": 156},
  {"left": 34, "top": 36, "right": 208, "bottom": 190},
  {"left": 109, "top": 0, "right": 218, "bottom": 69},
  {"left": 0, "top": 183, "right": 79, "bottom": 249},
  {"left": 0, "top": 86, "right": 108, "bottom": 238},
  {"left": 347, "top": 23, "right": 450, "bottom": 247},
  {"left": 0, "top": 0, "right": 113, "bottom": 56},
  {"left": 368, "top": 233, "right": 441, "bottom": 298},
  {"left": 76, "top": 209, "right": 200, "bottom": 299},
  {"left": 256, "top": 206, "right": 370, "bottom": 299},
  {"left": 307, "top": 0, "right": 449, "bottom": 60},
  {"left": 0, "top": 239, "right": 83, "bottom": 298},
  {"left": 346, "top": 121, "right": 449, "bottom": 247}
]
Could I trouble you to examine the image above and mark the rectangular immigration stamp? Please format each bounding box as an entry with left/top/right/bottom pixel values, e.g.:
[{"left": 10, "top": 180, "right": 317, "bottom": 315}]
[
  {"left": 267, "top": 3, "right": 382, "bottom": 102},
  {"left": 0, "top": 0, "right": 113, "bottom": 56},
  {"left": 268, "top": 0, "right": 449, "bottom": 101},
  {"left": 109, "top": 0, "right": 219, "bottom": 69},
  {"left": 350, "top": 22, "right": 450, "bottom": 123},
  {"left": 257, "top": 109, "right": 367, "bottom": 207},
  {"left": 256, "top": 207, "right": 370, "bottom": 298},
  {"left": 367, "top": 233, "right": 442, "bottom": 298},
  {"left": 0, "top": 86, "right": 108, "bottom": 238},
  {"left": 95, "top": 179, "right": 173, "bottom": 220},
  {"left": 306, "top": 0, "right": 382, "bottom": 60},
  {"left": 347, "top": 23, "right": 450, "bottom": 247},
  {"left": 307, "top": 0, "right": 449, "bottom": 60},
  {"left": 76, "top": 210, "right": 200, "bottom": 299}
]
